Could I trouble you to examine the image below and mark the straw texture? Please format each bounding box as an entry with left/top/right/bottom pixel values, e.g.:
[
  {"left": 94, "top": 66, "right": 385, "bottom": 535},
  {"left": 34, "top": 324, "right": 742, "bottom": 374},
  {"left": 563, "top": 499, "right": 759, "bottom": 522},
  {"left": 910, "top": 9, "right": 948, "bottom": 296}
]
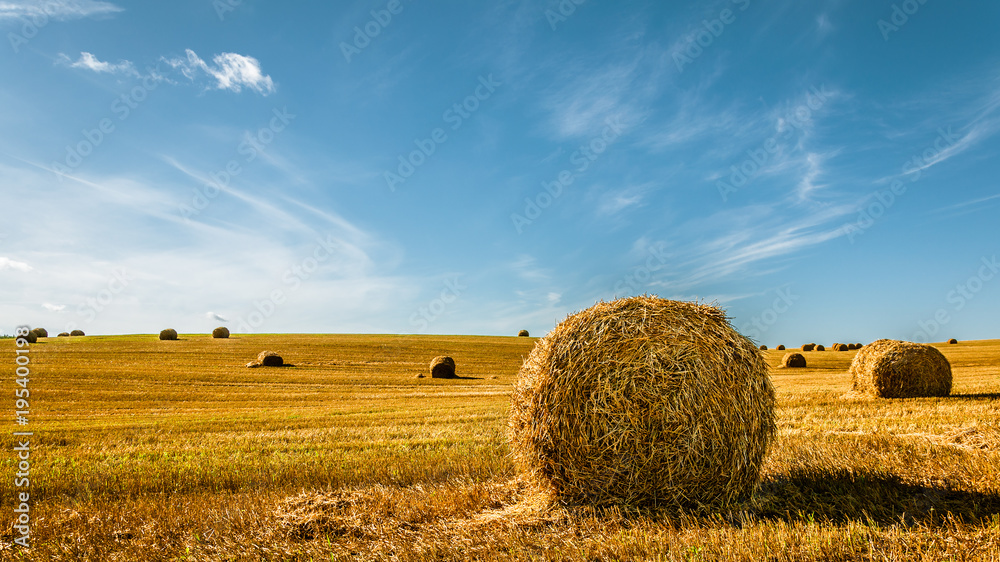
[
  {"left": 508, "top": 296, "right": 775, "bottom": 509},
  {"left": 849, "top": 339, "right": 952, "bottom": 398},
  {"left": 430, "top": 356, "right": 457, "bottom": 378},
  {"left": 782, "top": 353, "right": 806, "bottom": 368}
]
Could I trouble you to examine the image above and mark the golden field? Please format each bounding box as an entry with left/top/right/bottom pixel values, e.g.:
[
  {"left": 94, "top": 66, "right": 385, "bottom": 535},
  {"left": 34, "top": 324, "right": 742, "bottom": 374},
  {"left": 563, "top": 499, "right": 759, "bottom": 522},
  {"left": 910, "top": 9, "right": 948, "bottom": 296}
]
[{"left": 1, "top": 334, "right": 999, "bottom": 561}]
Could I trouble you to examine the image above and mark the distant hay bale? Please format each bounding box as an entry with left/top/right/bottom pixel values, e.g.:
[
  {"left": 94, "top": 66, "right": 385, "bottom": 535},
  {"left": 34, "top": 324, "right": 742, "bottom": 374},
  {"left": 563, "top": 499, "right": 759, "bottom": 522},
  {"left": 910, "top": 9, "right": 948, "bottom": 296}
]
[
  {"left": 518, "top": 330, "right": 530, "bottom": 337},
  {"left": 759, "top": 344, "right": 767, "bottom": 350},
  {"left": 30, "top": 328, "right": 47, "bottom": 338},
  {"left": 776, "top": 345, "right": 785, "bottom": 350},
  {"left": 855, "top": 343, "right": 862, "bottom": 349},
  {"left": 247, "top": 351, "right": 283, "bottom": 368},
  {"left": 159, "top": 329, "right": 178, "bottom": 341},
  {"left": 801, "top": 343, "right": 815, "bottom": 351},
  {"left": 70, "top": 330, "right": 85, "bottom": 337},
  {"left": 849, "top": 339, "right": 952, "bottom": 398},
  {"left": 948, "top": 338, "right": 958, "bottom": 344},
  {"left": 782, "top": 352, "right": 806, "bottom": 368},
  {"left": 430, "top": 356, "right": 457, "bottom": 378},
  {"left": 212, "top": 327, "right": 230, "bottom": 339},
  {"left": 58, "top": 332, "right": 70, "bottom": 337},
  {"left": 508, "top": 296, "right": 776, "bottom": 509},
  {"left": 834, "top": 343, "right": 850, "bottom": 352},
  {"left": 815, "top": 344, "right": 825, "bottom": 351}
]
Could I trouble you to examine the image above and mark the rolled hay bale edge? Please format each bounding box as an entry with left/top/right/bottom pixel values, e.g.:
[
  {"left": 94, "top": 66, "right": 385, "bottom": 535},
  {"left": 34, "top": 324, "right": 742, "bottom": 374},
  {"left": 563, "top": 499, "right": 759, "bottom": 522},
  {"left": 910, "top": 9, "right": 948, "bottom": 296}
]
[
  {"left": 848, "top": 339, "right": 951, "bottom": 398},
  {"left": 508, "top": 295, "right": 776, "bottom": 509},
  {"left": 430, "top": 356, "right": 457, "bottom": 378},
  {"left": 782, "top": 352, "right": 806, "bottom": 368},
  {"left": 159, "top": 329, "right": 178, "bottom": 341},
  {"left": 247, "top": 351, "right": 285, "bottom": 368},
  {"left": 212, "top": 327, "right": 230, "bottom": 339}
]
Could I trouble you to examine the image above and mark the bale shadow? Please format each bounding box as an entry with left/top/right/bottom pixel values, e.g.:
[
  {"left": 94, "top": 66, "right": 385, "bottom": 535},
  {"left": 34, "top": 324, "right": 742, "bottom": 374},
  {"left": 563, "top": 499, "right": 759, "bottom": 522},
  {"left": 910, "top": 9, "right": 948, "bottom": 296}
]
[
  {"left": 947, "top": 393, "right": 1000, "bottom": 400},
  {"left": 754, "top": 468, "right": 1000, "bottom": 525}
]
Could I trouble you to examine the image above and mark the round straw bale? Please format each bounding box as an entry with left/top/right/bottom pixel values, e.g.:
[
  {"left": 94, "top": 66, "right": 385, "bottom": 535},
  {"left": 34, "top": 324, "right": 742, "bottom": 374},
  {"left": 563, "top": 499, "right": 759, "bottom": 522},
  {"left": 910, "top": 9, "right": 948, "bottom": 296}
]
[
  {"left": 70, "top": 330, "right": 85, "bottom": 336},
  {"left": 159, "top": 329, "right": 178, "bottom": 341},
  {"left": 848, "top": 339, "right": 951, "bottom": 398},
  {"left": 58, "top": 332, "right": 70, "bottom": 337},
  {"left": 30, "top": 328, "right": 48, "bottom": 338},
  {"left": 518, "top": 330, "right": 530, "bottom": 337},
  {"left": 508, "top": 296, "right": 775, "bottom": 509},
  {"left": 20, "top": 331, "right": 37, "bottom": 344},
  {"left": 247, "top": 351, "right": 283, "bottom": 367},
  {"left": 834, "top": 343, "right": 850, "bottom": 352},
  {"left": 815, "top": 344, "right": 825, "bottom": 351},
  {"left": 948, "top": 338, "right": 958, "bottom": 344},
  {"left": 212, "top": 326, "right": 230, "bottom": 339},
  {"left": 759, "top": 344, "right": 767, "bottom": 350},
  {"left": 430, "top": 356, "right": 457, "bottom": 378},
  {"left": 782, "top": 352, "right": 806, "bottom": 368},
  {"left": 776, "top": 345, "right": 785, "bottom": 350},
  {"left": 801, "top": 343, "right": 815, "bottom": 351}
]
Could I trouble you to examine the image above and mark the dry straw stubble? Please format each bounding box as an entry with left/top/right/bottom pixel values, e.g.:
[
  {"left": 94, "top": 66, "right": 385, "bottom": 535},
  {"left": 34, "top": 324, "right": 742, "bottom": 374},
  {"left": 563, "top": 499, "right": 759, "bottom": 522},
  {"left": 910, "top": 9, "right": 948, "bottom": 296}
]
[
  {"left": 848, "top": 339, "right": 952, "bottom": 398},
  {"left": 508, "top": 296, "right": 776, "bottom": 510}
]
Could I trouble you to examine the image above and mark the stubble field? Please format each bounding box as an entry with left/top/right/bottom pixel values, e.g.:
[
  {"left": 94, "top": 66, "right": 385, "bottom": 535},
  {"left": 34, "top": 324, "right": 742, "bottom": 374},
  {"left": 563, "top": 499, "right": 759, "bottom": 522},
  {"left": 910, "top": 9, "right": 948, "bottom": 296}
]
[{"left": 1, "top": 334, "right": 999, "bottom": 560}]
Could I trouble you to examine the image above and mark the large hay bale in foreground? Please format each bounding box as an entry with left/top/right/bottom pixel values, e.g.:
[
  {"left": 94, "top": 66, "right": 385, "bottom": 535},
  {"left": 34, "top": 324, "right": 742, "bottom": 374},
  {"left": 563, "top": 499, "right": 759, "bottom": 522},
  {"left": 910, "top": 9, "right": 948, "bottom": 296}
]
[
  {"left": 849, "top": 339, "right": 951, "bottom": 398},
  {"left": 159, "top": 329, "right": 178, "bottom": 341},
  {"left": 518, "top": 330, "right": 530, "bottom": 337},
  {"left": 508, "top": 296, "right": 775, "bottom": 509},
  {"left": 430, "top": 356, "right": 457, "bottom": 378},
  {"left": 247, "top": 351, "right": 283, "bottom": 367},
  {"left": 70, "top": 330, "right": 85, "bottom": 336},
  {"left": 782, "top": 352, "right": 806, "bottom": 368},
  {"left": 212, "top": 327, "right": 230, "bottom": 339},
  {"left": 801, "top": 343, "right": 815, "bottom": 351}
]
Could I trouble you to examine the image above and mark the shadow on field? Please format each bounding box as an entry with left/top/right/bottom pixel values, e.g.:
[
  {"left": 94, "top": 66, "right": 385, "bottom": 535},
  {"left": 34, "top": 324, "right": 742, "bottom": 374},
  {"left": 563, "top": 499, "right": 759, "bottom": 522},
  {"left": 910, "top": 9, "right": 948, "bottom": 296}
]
[
  {"left": 756, "top": 468, "right": 1000, "bottom": 525},
  {"left": 947, "top": 393, "right": 1000, "bottom": 400}
]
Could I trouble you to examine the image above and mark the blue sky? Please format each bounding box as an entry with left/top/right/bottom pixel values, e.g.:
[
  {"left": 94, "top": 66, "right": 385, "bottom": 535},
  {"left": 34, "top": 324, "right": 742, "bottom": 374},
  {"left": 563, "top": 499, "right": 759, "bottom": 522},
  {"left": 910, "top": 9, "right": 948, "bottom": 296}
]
[{"left": 1, "top": 0, "right": 998, "bottom": 345}]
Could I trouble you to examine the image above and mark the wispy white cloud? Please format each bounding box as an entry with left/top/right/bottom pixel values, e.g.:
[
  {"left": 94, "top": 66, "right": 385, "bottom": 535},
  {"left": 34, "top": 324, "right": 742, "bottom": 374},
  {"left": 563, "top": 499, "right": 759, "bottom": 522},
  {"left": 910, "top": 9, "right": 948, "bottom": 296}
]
[
  {"left": 205, "top": 311, "right": 227, "bottom": 322},
  {"left": 0, "top": 0, "right": 121, "bottom": 20},
  {"left": 540, "top": 57, "right": 649, "bottom": 141},
  {"left": 510, "top": 255, "right": 550, "bottom": 282},
  {"left": 58, "top": 49, "right": 274, "bottom": 96},
  {"left": 163, "top": 49, "right": 275, "bottom": 95},
  {"left": 58, "top": 51, "right": 137, "bottom": 76},
  {"left": 594, "top": 182, "right": 651, "bottom": 216},
  {"left": 0, "top": 256, "right": 32, "bottom": 272},
  {"left": 42, "top": 302, "right": 66, "bottom": 312}
]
